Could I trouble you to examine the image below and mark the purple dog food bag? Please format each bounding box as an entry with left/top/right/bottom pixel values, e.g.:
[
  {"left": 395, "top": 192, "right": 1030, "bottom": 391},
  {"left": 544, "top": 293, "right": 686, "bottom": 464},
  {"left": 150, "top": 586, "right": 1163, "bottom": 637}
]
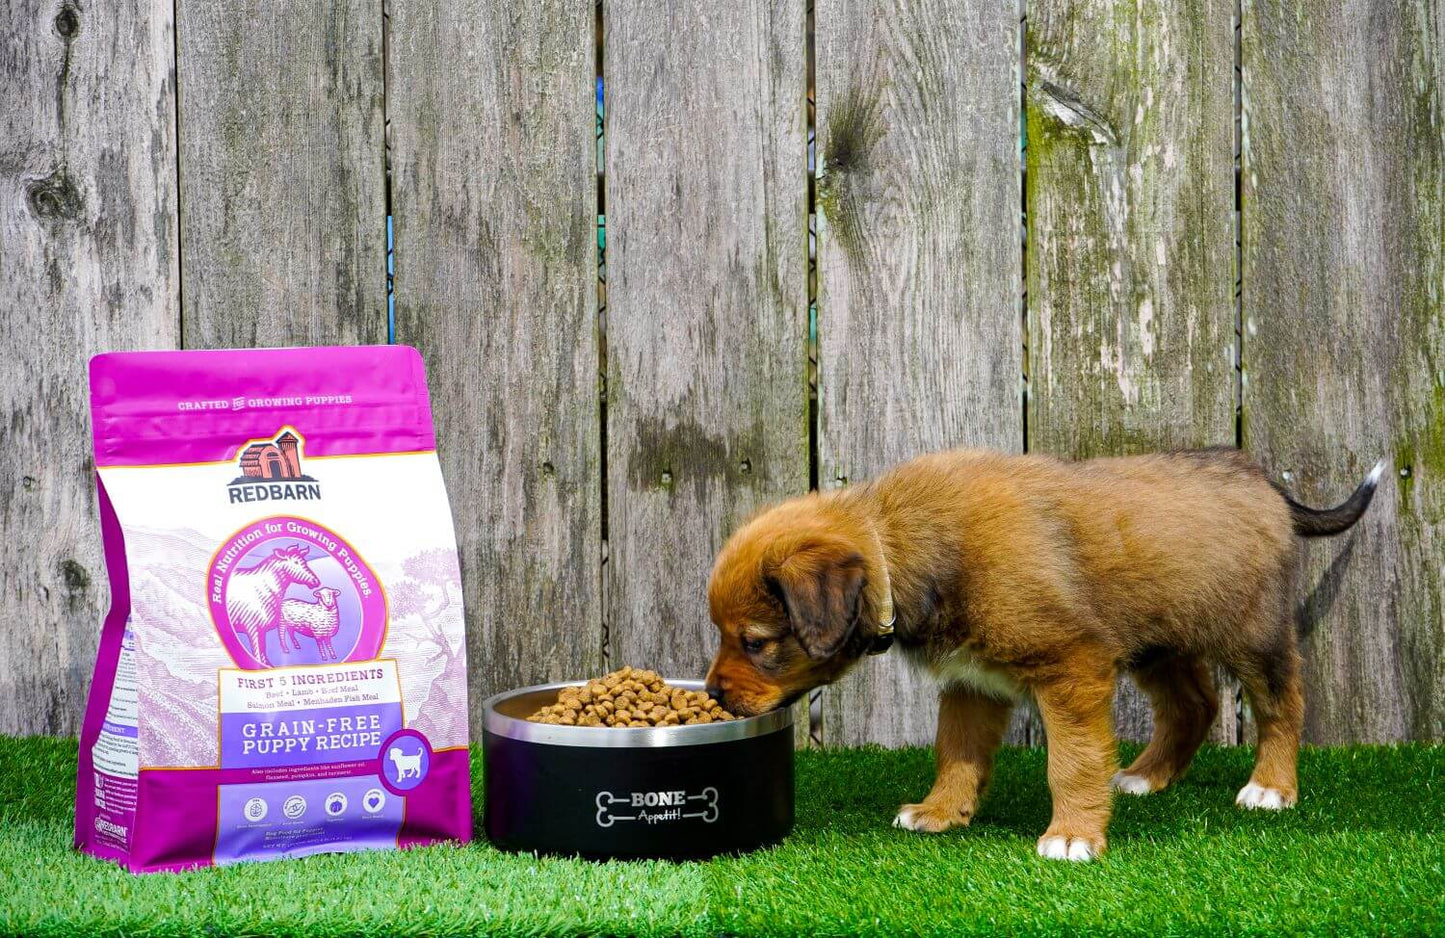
[{"left": 77, "top": 346, "right": 472, "bottom": 872}]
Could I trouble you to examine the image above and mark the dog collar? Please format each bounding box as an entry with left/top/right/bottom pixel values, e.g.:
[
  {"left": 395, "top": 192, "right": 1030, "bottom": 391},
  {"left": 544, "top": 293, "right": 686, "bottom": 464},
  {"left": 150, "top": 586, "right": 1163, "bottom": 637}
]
[{"left": 867, "top": 524, "right": 895, "bottom": 656}]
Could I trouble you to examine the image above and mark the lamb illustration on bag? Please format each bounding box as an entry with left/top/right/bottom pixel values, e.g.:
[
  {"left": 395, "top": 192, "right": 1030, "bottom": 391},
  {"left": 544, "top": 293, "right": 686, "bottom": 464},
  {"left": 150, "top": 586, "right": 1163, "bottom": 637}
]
[
  {"left": 389, "top": 746, "right": 423, "bottom": 781},
  {"left": 279, "top": 587, "right": 344, "bottom": 659},
  {"left": 225, "top": 545, "right": 321, "bottom": 666}
]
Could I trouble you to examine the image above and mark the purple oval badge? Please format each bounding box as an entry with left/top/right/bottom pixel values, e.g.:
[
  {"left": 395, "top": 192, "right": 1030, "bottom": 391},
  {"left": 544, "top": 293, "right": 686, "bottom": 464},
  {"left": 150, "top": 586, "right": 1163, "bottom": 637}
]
[
  {"left": 207, "top": 515, "right": 387, "bottom": 669},
  {"left": 378, "top": 729, "right": 432, "bottom": 794}
]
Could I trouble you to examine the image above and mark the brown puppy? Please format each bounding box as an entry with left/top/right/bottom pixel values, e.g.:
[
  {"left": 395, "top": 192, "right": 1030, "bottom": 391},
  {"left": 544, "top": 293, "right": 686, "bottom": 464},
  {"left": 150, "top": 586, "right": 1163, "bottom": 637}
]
[{"left": 704, "top": 447, "right": 1381, "bottom": 861}]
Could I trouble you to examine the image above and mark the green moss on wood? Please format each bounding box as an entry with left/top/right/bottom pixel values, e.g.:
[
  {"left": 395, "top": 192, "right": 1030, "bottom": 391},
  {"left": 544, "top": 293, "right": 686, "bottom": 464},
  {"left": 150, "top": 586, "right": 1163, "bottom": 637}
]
[{"left": 816, "top": 83, "right": 884, "bottom": 264}]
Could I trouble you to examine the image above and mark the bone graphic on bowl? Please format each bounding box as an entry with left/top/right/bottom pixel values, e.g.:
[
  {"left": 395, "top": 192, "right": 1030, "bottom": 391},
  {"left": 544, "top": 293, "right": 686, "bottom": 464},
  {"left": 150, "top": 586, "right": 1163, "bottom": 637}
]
[
  {"left": 594, "top": 792, "right": 632, "bottom": 827},
  {"left": 682, "top": 787, "right": 719, "bottom": 823},
  {"left": 594, "top": 787, "right": 719, "bottom": 827}
]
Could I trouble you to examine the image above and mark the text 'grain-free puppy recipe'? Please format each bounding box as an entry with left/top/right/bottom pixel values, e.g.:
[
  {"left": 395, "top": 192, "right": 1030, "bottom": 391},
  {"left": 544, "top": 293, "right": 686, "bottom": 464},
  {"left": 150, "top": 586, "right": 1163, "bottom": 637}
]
[{"left": 527, "top": 668, "right": 736, "bottom": 726}]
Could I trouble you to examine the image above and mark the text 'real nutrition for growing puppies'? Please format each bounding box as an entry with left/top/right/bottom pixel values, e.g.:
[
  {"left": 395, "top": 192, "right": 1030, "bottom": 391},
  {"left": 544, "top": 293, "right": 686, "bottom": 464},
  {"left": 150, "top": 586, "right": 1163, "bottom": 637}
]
[{"left": 77, "top": 346, "right": 471, "bottom": 873}]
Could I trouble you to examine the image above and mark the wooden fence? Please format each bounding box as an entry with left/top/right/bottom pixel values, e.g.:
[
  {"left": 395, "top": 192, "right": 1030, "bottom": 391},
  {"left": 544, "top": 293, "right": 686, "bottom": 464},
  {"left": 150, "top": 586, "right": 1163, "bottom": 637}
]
[{"left": 2, "top": 0, "right": 1441, "bottom": 746}]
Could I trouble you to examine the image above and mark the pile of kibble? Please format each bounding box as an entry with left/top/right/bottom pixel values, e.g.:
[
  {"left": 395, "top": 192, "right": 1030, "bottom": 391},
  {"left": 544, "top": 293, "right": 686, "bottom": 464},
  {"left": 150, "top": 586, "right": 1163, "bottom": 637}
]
[{"left": 526, "top": 667, "right": 736, "bottom": 727}]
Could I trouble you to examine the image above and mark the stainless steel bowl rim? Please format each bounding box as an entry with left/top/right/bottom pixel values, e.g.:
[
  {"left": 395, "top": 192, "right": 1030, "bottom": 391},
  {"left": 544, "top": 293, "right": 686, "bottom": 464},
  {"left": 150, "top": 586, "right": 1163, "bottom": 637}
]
[{"left": 482, "top": 679, "right": 792, "bottom": 748}]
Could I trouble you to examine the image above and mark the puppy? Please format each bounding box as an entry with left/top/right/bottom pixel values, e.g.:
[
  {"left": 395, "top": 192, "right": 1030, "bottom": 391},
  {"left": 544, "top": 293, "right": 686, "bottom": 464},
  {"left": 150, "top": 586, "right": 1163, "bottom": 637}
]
[{"left": 704, "top": 447, "right": 1381, "bottom": 861}]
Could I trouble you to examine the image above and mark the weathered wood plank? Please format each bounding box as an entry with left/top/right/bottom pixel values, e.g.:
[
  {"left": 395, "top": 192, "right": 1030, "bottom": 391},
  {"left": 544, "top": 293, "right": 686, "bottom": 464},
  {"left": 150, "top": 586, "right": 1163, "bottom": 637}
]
[
  {"left": 815, "top": 0, "right": 1022, "bottom": 746},
  {"left": 0, "top": 0, "right": 180, "bottom": 733},
  {"left": 389, "top": 0, "right": 602, "bottom": 735},
  {"left": 604, "top": 0, "right": 808, "bottom": 692},
  {"left": 177, "top": 0, "right": 386, "bottom": 346},
  {"left": 1242, "top": 0, "right": 1443, "bottom": 742},
  {"left": 1027, "top": 0, "right": 1237, "bottom": 742}
]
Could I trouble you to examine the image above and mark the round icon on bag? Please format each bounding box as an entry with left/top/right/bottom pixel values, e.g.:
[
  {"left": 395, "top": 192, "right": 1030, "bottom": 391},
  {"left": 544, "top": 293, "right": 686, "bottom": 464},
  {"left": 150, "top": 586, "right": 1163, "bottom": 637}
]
[
  {"left": 362, "top": 788, "right": 386, "bottom": 814},
  {"left": 282, "top": 795, "right": 307, "bottom": 820},
  {"left": 324, "top": 792, "right": 348, "bottom": 817},
  {"left": 378, "top": 729, "right": 432, "bottom": 795},
  {"left": 243, "top": 797, "right": 268, "bottom": 822}
]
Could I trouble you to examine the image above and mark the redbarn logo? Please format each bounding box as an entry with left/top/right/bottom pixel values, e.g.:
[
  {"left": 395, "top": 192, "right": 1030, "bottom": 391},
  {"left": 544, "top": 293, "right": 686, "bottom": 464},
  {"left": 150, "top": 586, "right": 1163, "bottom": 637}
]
[{"left": 227, "top": 428, "right": 322, "bottom": 504}]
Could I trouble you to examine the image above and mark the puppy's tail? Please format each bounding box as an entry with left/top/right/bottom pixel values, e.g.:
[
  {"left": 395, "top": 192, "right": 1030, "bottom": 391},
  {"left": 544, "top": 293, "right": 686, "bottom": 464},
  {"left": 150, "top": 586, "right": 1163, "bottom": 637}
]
[{"left": 1279, "top": 460, "right": 1385, "bottom": 538}]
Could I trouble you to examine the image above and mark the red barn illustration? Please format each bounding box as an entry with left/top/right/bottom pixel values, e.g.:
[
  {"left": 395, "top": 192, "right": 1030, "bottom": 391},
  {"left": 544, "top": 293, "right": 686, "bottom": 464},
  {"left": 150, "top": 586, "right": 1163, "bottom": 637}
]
[{"left": 239, "top": 432, "right": 303, "bottom": 480}]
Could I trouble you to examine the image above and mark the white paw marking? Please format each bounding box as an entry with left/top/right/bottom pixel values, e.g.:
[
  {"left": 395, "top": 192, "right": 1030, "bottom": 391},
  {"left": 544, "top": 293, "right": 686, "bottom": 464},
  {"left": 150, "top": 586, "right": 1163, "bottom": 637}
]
[
  {"left": 893, "top": 806, "right": 924, "bottom": 831},
  {"left": 1110, "top": 771, "right": 1154, "bottom": 796},
  {"left": 1236, "top": 782, "right": 1294, "bottom": 810},
  {"left": 892, "top": 804, "right": 958, "bottom": 832},
  {"left": 1037, "top": 835, "right": 1095, "bottom": 862}
]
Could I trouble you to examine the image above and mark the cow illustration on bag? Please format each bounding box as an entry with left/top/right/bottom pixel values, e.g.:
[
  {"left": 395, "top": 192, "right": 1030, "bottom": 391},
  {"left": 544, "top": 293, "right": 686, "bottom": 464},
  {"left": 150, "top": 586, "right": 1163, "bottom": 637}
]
[{"left": 224, "top": 545, "right": 322, "bottom": 666}]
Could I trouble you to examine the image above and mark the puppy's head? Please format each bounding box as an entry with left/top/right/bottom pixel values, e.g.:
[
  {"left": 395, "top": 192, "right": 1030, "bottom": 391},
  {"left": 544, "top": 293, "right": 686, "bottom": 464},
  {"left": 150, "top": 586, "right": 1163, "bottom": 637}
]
[{"left": 704, "top": 497, "right": 878, "bottom": 716}]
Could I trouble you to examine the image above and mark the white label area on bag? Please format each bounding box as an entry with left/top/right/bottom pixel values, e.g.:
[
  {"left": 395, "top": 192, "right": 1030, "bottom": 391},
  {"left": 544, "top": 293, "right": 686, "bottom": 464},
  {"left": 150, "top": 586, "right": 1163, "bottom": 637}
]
[
  {"left": 92, "top": 623, "right": 139, "bottom": 780},
  {"left": 90, "top": 622, "right": 141, "bottom": 849}
]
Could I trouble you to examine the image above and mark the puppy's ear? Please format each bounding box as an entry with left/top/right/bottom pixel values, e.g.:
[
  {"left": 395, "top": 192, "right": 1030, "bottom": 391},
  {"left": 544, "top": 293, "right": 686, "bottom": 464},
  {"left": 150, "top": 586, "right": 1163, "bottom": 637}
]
[{"left": 766, "top": 537, "right": 866, "bottom": 660}]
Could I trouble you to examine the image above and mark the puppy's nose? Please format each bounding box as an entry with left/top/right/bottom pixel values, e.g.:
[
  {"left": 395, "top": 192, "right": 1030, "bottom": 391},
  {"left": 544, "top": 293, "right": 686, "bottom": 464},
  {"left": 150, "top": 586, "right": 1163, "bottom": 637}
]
[{"left": 706, "top": 684, "right": 726, "bottom": 707}]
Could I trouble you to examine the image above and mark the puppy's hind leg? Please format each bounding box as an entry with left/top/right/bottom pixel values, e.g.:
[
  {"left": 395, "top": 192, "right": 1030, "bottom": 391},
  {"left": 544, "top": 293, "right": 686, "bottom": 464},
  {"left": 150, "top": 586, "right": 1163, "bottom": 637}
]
[
  {"left": 1232, "top": 638, "right": 1304, "bottom": 810},
  {"left": 895, "top": 686, "right": 1013, "bottom": 834},
  {"left": 1112, "top": 654, "right": 1219, "bottom": 796}
]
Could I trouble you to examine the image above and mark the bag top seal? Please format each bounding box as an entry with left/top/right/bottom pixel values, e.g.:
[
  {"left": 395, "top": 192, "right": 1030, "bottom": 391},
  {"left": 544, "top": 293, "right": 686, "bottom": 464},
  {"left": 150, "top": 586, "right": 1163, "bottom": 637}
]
[{"left": 88, "top": 345, "right": 436, "bottom": 468}]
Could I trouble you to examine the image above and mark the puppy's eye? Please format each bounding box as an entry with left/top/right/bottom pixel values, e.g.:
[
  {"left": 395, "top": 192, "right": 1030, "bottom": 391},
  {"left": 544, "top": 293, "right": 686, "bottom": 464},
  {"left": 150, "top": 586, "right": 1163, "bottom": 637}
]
[{"left": 741, "top": 637, "right": 767, "bottom": 654}]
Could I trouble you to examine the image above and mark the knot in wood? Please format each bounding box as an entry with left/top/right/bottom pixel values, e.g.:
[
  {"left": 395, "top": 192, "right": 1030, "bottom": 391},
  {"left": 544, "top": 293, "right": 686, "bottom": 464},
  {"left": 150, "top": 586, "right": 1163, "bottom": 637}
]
[
  {"left": 59, "top": 558, "right": 89, "bottom": 592},
  {"left": 54, "top": 4, "right": 81, "bottom": 39},
  {"left": 27, "top": 170, "right": 83, "bottom": 220}
]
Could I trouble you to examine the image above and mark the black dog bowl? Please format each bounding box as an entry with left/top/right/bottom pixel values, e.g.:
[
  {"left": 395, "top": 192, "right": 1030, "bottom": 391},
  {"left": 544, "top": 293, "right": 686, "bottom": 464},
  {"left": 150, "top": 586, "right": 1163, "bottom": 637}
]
[{"left": 482, "top": 680, "right": 793, "bottom": 860}]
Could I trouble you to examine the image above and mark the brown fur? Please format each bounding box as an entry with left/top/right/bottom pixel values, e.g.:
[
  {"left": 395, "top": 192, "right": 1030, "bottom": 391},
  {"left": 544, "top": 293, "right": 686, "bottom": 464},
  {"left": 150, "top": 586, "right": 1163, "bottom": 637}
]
[{"left": 704, "top": 447, "right": 1374, "bottom": 858}]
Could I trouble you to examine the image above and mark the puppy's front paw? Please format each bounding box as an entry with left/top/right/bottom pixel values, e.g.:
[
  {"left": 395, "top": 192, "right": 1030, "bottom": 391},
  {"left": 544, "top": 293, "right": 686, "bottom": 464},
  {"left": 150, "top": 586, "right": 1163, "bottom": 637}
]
[
  {"left": 893, "top": 802, "right": 970, "bottom": 834},
  {"left": 1036, "top": 832, "right": 1104, "bottom": 862},
  {"left": 1109, "top": 771, "right": 1157, "bottom": 796},
  {"left": 1236, "top": 782, "right": 1296, "bottom": 810}
]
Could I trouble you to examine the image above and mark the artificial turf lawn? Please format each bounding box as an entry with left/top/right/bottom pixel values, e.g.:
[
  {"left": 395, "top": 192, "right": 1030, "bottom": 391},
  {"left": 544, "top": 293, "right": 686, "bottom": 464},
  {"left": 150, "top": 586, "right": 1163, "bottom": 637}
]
[{"left": 1, "top": 737, "right": 1441, "bottom": 936}]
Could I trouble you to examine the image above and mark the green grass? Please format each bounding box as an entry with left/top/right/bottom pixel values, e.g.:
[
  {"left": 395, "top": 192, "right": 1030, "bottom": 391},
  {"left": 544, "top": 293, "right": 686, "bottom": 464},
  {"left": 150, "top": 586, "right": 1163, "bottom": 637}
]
[{"left": 1, "top": 737, "right": 1441, "bottom": 936}]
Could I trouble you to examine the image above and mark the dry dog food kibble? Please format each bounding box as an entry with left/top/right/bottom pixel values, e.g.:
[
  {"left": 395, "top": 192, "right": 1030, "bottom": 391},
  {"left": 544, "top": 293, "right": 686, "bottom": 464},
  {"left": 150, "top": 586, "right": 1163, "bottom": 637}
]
[{"left": 527, "top": 667, "right": 735, "bottom": 726}]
